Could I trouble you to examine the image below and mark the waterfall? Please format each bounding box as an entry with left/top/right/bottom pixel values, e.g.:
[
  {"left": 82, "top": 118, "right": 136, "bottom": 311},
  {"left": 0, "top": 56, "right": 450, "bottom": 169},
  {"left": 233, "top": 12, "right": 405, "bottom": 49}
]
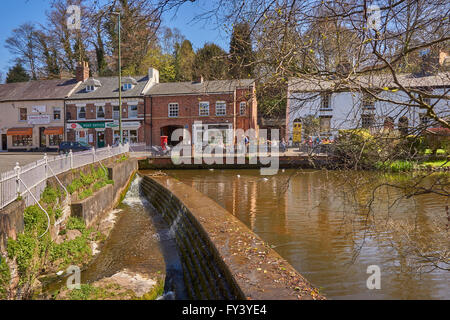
[{"left": 122, "top": 175, "right": 146, "bottom": 206}]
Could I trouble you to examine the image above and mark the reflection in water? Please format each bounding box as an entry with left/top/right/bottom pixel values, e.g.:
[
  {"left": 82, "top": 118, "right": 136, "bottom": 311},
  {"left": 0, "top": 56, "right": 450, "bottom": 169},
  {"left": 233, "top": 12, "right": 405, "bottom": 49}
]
[{"left": 160, "top": 169, "right": 449, "bottom": 300}]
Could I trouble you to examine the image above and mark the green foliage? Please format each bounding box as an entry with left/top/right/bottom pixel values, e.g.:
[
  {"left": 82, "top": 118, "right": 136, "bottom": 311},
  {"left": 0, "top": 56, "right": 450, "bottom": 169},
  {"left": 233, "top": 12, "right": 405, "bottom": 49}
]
[
  {"left": 115, "top": 155, "right": 129, "bottom": 163},
  {"left": 334, "top": 129, "right": 380, "bottom": 169},
  {"left": 68, "top": 284, "right": 99, "bottom": 300},
  {"left": 7, "top": 233, "right": 38, "bottom": 280},
  {"left": 0, "top": 258, "right": 11, "bottom": 299},
  {"left": 48, "top": 232, "right": 91, "bottom": 267},
  {"left": 174, "top": 40, "right": 195, "bottom": 81},
  {"left": 193, "top": 43, "right": 229, "bottom": 80},
  {"left": 80, "top": 171, "right": 95, "bottom": 186},
  {"left": 424, "top": 149, "right": 433, "bottom": 155},
  {"left": 79, "top": 188, "right": 93, "bottom": 200},
  {"left": 436, "top": 149, "right": 446, "bottom": 156},
  {"left": 229, "top": 22, "right": 254, "bottom": 79},
  {"left": 137, "top": 279, "right": 165, "bottom": 300},
  {"left": 23, "top": 205, "right": 47, "bottom": 235},
  {"left": 6, "top": 62, "right": 30, "bottom": 83},
  {"left": 41, "top": 186, "right": 60, "bottom": 205},
  {"left": 375, "top": 160, "right": 414, "bottom": 172},
  {"left": 66, "top": 217, "right": 86, "bottom": 232},
  {"left": 67, "top": 179, "right": 83, "bottom": 194},
  {"left": 93, "top": 180, "right": 107, "bottom": 192}
]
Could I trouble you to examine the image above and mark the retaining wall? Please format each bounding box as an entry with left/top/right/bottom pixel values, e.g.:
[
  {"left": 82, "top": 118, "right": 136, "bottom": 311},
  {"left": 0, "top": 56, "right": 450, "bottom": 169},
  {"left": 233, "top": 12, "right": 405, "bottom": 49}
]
[{"left": 141, "top": 174, "right": 324, "bottom": 300}]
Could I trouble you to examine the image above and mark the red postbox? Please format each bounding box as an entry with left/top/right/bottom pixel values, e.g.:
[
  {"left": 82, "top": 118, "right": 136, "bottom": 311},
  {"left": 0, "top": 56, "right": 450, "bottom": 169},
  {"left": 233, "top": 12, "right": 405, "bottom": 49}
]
[{"left": 160, "top": 136, "right": 168, "bottom": 150}]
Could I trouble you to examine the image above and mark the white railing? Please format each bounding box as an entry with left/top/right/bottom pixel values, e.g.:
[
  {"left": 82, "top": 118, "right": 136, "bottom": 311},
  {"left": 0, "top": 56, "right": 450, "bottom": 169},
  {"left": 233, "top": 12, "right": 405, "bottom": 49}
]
[{"left": 0, "top": 143, "right": 130, "bottom": 210}]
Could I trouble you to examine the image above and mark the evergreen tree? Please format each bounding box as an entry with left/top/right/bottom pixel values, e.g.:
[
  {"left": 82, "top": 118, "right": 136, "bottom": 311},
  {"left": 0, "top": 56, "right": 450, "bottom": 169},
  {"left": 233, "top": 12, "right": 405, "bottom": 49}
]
[
  {"left": 229, "top": 22, "right": 254, "bottom": 79},
  {"left": 193, "top": 43, "right": 229, "bottom": 80},
  {"left": 175, "top": 40, "right": 195, "bottom": 81},
  {"left": 6, "top": 63, "right": 30, "bottom": 83}
]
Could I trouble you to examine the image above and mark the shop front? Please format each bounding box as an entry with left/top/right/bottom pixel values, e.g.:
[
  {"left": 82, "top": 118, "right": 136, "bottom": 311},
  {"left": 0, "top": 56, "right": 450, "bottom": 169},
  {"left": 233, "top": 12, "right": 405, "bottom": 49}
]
[
  {"left": 106, "top": 121, "right": 142, "bottom": 145},
  {"left": 7, "top": 127, "right": 33, "bottom": 150}
]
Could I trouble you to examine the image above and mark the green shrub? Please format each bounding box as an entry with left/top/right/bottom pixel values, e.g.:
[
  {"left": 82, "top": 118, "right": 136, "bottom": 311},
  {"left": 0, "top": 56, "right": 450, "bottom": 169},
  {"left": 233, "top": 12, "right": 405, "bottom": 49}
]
[
  {"left": 67, "top": 179, "right": 83, "bottom": 194},
  {"left": 92, "top": 180, "right": 106, "bottom": 192},
  {"left": 41, "top": 186, "right": 60, "bottom": 205},
  {"left": 23, "top": 205, "right": 47, "bottom": 235},
  {"left": 0, "top": 258, "right": 11, "bottom": 299},
  {"left": 78, "top": 188, "right": 93, "bottom": 200},
  {"left": 7, "top": 233, "right": 38, "bottom": 278},
  {"left": 66, "top": 217, "right": 86, "bottom": 232},
  {"left": 424, "top": 148, "right": 433, "bottom": 155},
  {"left": 80, "top": 171, "right": 95, "bottom": 186},
  {"left": 436, "top": 149, "right": 446, "bottom": 155}
]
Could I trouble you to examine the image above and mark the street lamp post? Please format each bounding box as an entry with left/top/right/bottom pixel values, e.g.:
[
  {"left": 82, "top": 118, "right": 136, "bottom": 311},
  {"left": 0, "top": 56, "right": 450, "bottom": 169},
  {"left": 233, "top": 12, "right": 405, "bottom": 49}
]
[{"left": 111, "top": 11, "right": 123, "bottom": 145}]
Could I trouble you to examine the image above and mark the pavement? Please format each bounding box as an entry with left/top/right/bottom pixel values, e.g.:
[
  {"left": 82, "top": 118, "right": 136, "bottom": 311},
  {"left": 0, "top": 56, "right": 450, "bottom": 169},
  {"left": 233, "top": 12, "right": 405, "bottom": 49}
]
[{"left": 0, "top": 152, "right": 58, "bottom": 174}]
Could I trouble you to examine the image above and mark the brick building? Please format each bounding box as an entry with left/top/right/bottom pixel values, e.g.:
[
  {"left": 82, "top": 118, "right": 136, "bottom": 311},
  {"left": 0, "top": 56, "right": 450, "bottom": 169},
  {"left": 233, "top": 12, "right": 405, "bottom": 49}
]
[
  {"left": 145, "top": 77, "right": 258, "bottom": 146},
  {"left": 65, "top": 62, "right": 158, "bottom": 148}
]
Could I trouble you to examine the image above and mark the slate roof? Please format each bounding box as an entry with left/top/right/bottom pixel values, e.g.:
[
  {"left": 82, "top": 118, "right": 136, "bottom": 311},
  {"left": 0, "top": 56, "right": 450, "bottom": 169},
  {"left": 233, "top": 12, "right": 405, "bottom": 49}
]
[
  {"left": 288, "top": 72, "right": 450, "bottom": 92},
  {"left": 147, "top": 79, "right": 255, "bottom": 95},
  {"left": 68, "top": 75, "right": 149, "bottom": 100},
  {"left": 0, "top": 79, "right": 80, "bottom": 102}
]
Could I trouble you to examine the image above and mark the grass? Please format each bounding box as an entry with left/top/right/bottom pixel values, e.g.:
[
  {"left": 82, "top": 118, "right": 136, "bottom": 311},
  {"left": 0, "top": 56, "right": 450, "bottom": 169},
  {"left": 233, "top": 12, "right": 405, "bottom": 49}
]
[
  {"left": 420, "top": 160, "right": 450, "bottom": 168},
  {"left": 375, "top": 160, "right": 415, "bottom": 172}
]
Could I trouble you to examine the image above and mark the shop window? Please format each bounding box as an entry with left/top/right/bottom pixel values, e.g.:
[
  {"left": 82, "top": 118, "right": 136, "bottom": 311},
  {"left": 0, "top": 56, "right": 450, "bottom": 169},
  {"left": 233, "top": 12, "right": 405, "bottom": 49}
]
[
  {"left": 12, "top": 135, "right": 32, "bottom": 147},
  {"left": 49, "top": 134, "right": 63, "bottom": 146},
  {"left": 319, "top": 116, "right": 331, "bottom": 133}
]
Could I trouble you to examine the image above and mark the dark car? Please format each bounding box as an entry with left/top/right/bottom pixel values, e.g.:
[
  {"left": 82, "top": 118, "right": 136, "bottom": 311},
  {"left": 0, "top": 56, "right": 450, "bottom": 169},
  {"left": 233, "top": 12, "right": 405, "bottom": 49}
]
[{"left": 59, "top": 141, "right": 91, "bottom": 154}]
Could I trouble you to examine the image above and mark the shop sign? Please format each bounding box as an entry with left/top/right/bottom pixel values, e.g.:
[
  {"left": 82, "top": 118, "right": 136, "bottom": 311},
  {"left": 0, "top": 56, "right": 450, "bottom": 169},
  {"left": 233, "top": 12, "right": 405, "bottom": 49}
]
[
  {"left": 28, "top": 115, "right": 50, "bottom": 125},
  {"left": 67, "top": 122, "right": 105, "bottom": 129}
]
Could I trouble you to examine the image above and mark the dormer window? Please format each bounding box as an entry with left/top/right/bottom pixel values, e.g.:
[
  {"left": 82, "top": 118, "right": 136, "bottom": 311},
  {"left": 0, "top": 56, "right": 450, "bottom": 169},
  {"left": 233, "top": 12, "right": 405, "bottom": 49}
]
[
  {"left": 122, "top": 76, "right": 137, "bottom": 91},
  {"left": 85, "top": 78, "right": 102, "bottom": 92},
  {"left": 122, "top": 83, "right": 133, "bottom": 91}
]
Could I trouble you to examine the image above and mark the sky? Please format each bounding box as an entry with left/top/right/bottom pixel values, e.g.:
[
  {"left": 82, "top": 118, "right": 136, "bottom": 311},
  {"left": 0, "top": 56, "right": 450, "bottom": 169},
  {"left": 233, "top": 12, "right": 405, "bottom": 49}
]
[{"left": 0, "top": 0, "right": 229, "bottom": 79}]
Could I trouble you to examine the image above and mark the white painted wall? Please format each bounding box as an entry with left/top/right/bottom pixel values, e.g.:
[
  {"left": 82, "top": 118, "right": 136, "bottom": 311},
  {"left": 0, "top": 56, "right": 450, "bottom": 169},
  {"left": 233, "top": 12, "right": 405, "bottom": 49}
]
[{"left": 287, "top": 88, "right": 449, "bottom": 140}]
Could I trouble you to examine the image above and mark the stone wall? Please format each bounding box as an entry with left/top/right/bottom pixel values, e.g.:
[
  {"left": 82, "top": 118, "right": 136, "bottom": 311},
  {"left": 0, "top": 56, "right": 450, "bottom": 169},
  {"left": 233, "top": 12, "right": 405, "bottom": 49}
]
[
  {"left": 141, "top": 174, "right": 324, "bottom": 300},
  {"left": 0, "top": 200, "right": 25, "bottom": 253}
]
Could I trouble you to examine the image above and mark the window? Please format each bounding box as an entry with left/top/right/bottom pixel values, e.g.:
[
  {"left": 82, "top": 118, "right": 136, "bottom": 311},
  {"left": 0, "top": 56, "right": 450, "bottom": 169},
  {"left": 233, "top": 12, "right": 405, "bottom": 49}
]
[
  {"left": 49, "top": 134, "right": 63, "bottom": 146},
  {"left": 97, "top": 106, "right": 105, "bottom": 119},
  {"left": 114, "top": 130, "right": 138, "bottom": 144},
  {"left": 319, "top": 116, "right": 331, "bottom": 133},
  {"left": 122, "top": 83, "right": 133, "bottom": 91},
  {"left": 420, "top": 113, "right": 431, "bottom": 126},
  {"left": 113, "top": 105, "right": 120, "bottom": 120},
  {"left": 321, "top": 93, "right": 331, "bottom": 110},
  {"left": 128, "top": 105, "right": 138, "bottom": 118},
  {"left": 19, "top": 108, "right": 27, "bottom": 121},
  {"left": 216, "top": 101, "right": 226, "bottom": 116},
  {"left": 12, "top": 135, "right": 32, "bottom": 147},
  {"left": 77, "top": 106, "right": 86, "bottom": 119},
  {"left": 86, "top": 85, "right": 95, "bottom": 92},
  {"left": 168, "top": 103, "right": 179, "bottom": 117},
  {"left": 362, "top": 92, "right": 375, "bottom": 109},
  {"left": 53, "top": 107, "right": 61, "bottom": 120},
  {"left": 361, "top": 114, "right": 375, "bottom": 128},
  {"left": 199, "top": 102, "right": 209, "bottom": 116},
  {"left": 240, "top": 102, "right": 246, "bottom": 115}
]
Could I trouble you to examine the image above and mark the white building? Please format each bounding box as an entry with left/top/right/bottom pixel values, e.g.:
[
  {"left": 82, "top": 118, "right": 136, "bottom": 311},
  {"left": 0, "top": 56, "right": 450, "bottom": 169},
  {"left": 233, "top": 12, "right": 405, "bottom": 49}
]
[{"left": 286, "top": 72, "right": 450, "bottom": 142}]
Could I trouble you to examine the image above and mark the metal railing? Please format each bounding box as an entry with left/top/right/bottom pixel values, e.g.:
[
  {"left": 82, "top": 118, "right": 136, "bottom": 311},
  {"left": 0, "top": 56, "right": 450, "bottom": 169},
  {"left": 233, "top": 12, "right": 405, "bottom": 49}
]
[{"left": 0, "top": 143, "right": 129, "bottom": 210}]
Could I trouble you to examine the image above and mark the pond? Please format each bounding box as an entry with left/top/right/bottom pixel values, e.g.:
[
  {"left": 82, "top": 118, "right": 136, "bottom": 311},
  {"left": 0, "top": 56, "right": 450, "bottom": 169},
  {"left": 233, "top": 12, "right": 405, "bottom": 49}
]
[{"left": 160, "top": 169, "right": 449, "bottom": 300}]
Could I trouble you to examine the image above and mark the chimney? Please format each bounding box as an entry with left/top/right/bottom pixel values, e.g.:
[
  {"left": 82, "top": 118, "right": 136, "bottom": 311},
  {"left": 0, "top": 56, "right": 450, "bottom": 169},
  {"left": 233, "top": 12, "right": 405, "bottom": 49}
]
[
  {"left": 76, "top": 61, "right": 90, "bottom": 82},
  {"left": 148, "top": 68, "right": 160, "bottom": 84}
]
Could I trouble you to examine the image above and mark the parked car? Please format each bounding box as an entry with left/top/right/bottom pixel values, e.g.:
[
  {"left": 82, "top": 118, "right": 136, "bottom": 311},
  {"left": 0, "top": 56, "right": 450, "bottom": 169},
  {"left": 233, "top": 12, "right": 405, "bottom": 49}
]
[{"left": 59, "top": 141, "right": 91, "bottom": 154}]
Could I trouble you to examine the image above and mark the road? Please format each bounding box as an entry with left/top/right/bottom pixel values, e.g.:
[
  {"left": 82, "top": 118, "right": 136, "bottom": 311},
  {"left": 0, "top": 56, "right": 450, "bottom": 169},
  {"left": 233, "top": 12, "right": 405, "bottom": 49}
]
[{"left": 0, "top": 152, "right": 58, "bottom": 174}]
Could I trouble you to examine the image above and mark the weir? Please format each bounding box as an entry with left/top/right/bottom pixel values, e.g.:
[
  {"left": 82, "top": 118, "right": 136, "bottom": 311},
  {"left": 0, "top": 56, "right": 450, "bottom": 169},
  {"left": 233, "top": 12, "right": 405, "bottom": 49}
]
[{"left": 140, "top": 173, "right": 323, "bottom": 300}]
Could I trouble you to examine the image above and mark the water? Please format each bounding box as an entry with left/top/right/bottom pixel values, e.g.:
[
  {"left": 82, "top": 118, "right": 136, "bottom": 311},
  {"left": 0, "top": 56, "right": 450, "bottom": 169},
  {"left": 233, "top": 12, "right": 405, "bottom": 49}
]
[
  {"left": 160, "top": 169, "right": 450, "bottom": 300},
  {"left": 44, "top": 175, "right": 188, "bottom": 299}
]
